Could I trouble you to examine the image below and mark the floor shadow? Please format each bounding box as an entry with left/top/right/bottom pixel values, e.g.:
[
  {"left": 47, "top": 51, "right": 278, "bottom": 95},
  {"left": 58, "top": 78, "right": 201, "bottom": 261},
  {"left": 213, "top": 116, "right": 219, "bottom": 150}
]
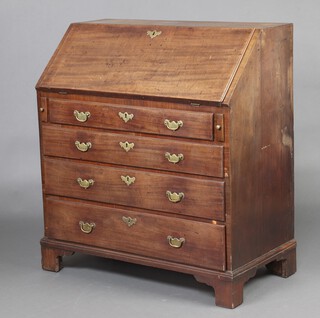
[{"left": 63, "top": 252, "right": 212, "bottom": 294}]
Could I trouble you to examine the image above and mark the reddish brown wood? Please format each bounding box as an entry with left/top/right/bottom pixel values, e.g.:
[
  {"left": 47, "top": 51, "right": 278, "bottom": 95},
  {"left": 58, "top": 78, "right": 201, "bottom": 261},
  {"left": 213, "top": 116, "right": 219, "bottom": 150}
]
[
  {"left": 213, "top": 279, "right": 245, "bottom": 309},
  {"left": 194, "top": 243, "right": 296, "bottom": 308},
  {"left": 197, "top": 264, "right": 258, "bottom": 309},
  {"left": 266, "top": 247, "right": 296, "bottom": 278},
  {"left": 225, "top": 31, "right": 263, "bottom": 268},
  {"left": 37, "top": 20, "right": 296, "bottom": 308},
  {"left": 224, "top": 24, "right": 294, "bottom": 270},
  {"left": 40, "top": 236, "right": 295, "bottom": 308},
  {"left": 44, "top": 196, "right": 226, "bottom": 271},
  {"left": 42, "top": 124, "right": 223, "bottom": 177},
  {"left": 48, "top": 99, "right": 215, "bottom": 140},
  {"left": 43, "top": 157, "right": 225, "bottom": 220},
  {"left": 194, "top": 274, "right": 253, "bottom": 309},
  {"left": 39, "top": 97, "right": 48, "bottom": 122},
  {"left": 41, "top": 245, "right": 74, "bottom": 272},
  {"left": 36, "top": 23, "right": 254, "bottom": 103}
]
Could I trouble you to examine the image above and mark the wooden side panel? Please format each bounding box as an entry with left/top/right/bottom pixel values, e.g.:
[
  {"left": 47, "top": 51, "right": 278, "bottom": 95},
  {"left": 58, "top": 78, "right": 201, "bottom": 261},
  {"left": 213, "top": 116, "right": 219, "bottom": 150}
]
[
  {"left": 259, "top": 25, "right": 294, "bottom": 252},
  {"left": 229, "top": 25, "right": 294, "bottom": 269},
  {"left": 228, "top": 35, "right": 262, "bottom": 269}
]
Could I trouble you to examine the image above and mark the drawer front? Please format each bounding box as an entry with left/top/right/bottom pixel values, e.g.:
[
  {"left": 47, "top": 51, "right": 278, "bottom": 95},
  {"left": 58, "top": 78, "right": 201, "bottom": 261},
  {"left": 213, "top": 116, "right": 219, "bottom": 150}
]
[
  {"left": 44, "top": 158, "right": 225, "bottom": 221},
  {"left": 42, "top": 125, "right": 223, "bottom": 178},
  {"left": 45, "top": 197, "right": 226, "bottom": 271},
  {"left": 49, "top": 99, "right": 214, "bottom": 140}
]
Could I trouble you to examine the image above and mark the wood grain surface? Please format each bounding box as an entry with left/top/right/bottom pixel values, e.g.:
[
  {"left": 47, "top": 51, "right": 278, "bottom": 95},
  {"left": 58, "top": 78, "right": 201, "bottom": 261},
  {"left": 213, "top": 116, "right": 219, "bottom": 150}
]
[
  {"left": 37, "top": 23, "right": 254, "bottom": 102},
  {"left": 45, "top": 196, "right": 226, "bottom": 271},
  {"left": 43, "top": 157, "right": 225, "bottom": 220},
  {"left": 227, "top": 25, "right": 294, "bottom": 269},
  {"left": 42, "top": 124, "right": 223, "bottom": 177},
  {"left": 49, "top": 98, "right": 215, "bottom": 140},
  {"left": 37, "top": 20, "right": 296, "bottom": 309}
]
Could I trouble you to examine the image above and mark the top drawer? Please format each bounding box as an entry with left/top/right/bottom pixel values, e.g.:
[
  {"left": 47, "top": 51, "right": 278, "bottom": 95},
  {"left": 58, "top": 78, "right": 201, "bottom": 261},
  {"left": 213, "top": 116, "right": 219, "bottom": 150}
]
[{"left": 48, "top": 99, "right": 214, "bottom": 140}]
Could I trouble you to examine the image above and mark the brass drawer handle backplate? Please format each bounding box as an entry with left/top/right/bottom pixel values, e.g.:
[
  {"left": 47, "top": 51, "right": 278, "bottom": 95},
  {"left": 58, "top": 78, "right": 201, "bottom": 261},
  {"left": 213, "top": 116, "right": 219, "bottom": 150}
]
[
  {"left": 165, "top": 152, "right": 184, "bottom": 164},
  {"left": 166, "top": 191, "right": 185, "bottom": 203},
  {"left": 74, "top": 110, "right": 91, "bottom": 122},
  {"left": 119, "top": 111, "right": 134, "bottom": 123},
  {"left": 79, "top": 221, "right": 96, "bottom": 234},
  {"left": 167, "top": 236, "right": 185, "bottom": 248},
  {"left": 119, "top": 141, "right": 135, "bottom": 152},
  {"left": 75, "top": 141, "right": 92, "bottom": 152},
  {"left": 164, "top": 119, "right": 183, "bottom": 131},
  {"left": 122, "top": 216, "right": 137, "bottom": 227},
  {"left": 77, "top": 178, "right": 94, "bottom": 189}
]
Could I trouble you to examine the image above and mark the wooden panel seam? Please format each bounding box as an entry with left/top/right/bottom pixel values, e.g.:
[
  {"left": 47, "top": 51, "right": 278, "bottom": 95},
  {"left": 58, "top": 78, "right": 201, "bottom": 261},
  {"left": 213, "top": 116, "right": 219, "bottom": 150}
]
[
  {"left": 219, "top": 28, "right": 256, "bottom": 103},
  {"left": 222, "top": 29, "right": 261, "bottom": 105}
]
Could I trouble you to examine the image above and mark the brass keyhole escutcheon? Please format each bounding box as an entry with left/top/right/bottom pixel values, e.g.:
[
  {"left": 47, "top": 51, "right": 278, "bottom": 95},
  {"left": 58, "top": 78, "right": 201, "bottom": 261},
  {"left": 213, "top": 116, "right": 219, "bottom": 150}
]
[
  {"left": 147, "top": 30, "right": 162, "bottom": 39},
  {"left": 122, "top": 216, "right": 137, "bottom": 227},
  {"left": 121, "top": 175, "right": 136, "bottom": 186},
  {"left": 119, "top": 111, "right": 134, "bottom": 123},
  {"left": 119, "top": 141, "right": 135, "bottom": 152}
]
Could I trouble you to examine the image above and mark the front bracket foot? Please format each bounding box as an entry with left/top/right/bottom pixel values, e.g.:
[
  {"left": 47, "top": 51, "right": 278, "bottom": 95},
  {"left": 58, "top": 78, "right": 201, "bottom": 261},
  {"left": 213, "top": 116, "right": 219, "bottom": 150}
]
[
  {"left": 266, "top": 247, "right": 296, "bottom": 278},
  {"left": 194, "top": 269, "right": 256, "bottom": 309},
  {"left": 41, "top": 244, "right": 74, "bottom": 272}
]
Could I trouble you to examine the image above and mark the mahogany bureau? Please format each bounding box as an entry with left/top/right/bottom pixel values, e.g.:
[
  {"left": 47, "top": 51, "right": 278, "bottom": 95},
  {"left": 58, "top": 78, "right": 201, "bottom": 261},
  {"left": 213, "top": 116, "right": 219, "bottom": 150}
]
[{"left": 36, "top": 19, "right": 296, "bottom": 308}]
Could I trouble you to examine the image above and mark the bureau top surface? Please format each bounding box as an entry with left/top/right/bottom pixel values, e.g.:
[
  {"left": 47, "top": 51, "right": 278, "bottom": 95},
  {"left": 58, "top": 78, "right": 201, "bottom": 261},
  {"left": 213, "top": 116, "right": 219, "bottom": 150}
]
[{"left": 37, "top": 20, "right": 262, "bottom": 103}]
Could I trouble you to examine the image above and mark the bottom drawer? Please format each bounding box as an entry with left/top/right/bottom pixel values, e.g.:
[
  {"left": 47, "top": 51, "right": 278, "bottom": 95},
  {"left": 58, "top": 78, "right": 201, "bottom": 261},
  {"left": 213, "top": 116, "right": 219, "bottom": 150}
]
[{"left": 45, "top": 197, "right": 226, "bottom": 271}]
